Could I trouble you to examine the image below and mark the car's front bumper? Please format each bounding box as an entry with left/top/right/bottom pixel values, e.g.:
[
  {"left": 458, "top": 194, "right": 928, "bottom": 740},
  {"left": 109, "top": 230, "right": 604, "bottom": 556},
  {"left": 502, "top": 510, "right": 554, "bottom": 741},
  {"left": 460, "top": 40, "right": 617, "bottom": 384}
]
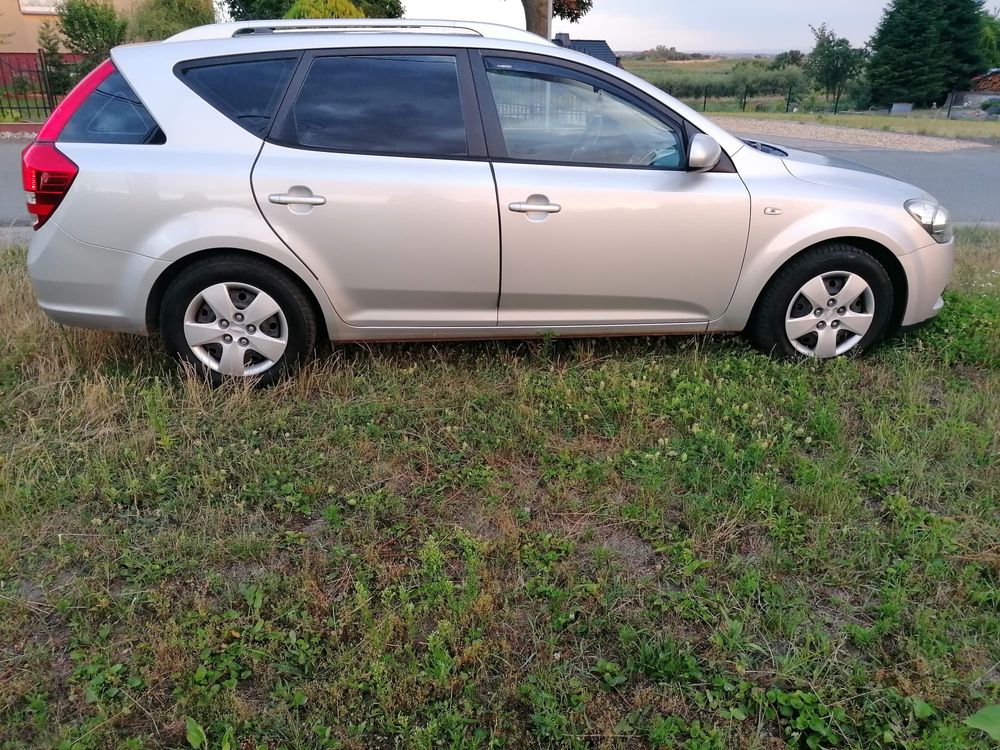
[
  {"left": 898, "top": 237, "right": 955, "bottom": 327},
  {"left": 27, "top": 221, "right": 167, "bottom": 335}
]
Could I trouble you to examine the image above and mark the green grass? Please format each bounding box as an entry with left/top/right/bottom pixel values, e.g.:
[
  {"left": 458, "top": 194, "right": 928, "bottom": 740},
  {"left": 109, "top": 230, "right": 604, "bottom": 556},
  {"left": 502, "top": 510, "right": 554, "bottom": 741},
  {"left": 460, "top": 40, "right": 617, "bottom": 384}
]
[
  {"left": 1, "top": 230, "right": 998, "bottom": 749},
  {"left": 709, "top": 112, "right": 1000, "bottom": 144},
  {"left": 0, "top": 92, "right": 49, "bottom": 124},
  {"left": 623, "top": 58, "right": 743, "bottom": 76}
]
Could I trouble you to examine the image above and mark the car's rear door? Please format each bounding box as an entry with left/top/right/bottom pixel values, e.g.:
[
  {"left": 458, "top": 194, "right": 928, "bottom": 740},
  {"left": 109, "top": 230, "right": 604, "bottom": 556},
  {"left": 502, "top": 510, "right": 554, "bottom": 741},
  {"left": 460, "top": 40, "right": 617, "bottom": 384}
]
[
  {"left": 473, "top": 53, "right": 751, "bottom": 326},
  {"left": 251, "top": 48, "right": 500, "bottom": 328}
]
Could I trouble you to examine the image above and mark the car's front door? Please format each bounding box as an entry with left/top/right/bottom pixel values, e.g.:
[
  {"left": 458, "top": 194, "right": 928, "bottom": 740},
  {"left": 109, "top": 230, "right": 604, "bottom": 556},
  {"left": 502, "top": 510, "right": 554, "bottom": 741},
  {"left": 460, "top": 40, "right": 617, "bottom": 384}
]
[
  {"left": 252, "top": 50, "right": 499, "bottom": 328},
  {"left": 475, "top": 54, "right": 751, "bottom": 326}
]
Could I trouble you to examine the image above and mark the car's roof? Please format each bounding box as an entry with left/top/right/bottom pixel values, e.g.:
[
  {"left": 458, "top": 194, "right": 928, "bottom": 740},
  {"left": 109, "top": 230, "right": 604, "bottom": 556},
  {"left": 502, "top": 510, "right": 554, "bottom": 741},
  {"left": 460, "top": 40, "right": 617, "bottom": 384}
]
[{"left": 167, "top": 19, "right": 553, "bottom": 48}]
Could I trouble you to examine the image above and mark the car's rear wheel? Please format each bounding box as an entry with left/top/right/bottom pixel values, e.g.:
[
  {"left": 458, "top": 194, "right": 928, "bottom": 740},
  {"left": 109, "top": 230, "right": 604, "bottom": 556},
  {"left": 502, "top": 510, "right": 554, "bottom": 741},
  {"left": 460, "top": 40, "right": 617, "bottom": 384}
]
[
  {"left": 749, "top": 243, "right": 895, "bottom": 359},
  {"left": 160, "top": 256, "right": 317, "bottom": 386}
]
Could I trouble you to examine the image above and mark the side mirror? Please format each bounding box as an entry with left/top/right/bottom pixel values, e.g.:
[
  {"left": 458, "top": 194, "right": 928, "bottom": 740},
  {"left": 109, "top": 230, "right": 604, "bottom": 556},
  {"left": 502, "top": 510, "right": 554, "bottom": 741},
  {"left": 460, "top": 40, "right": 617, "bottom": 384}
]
[{"left": 688, "top": 134, "right": 722, "bottom": 172}]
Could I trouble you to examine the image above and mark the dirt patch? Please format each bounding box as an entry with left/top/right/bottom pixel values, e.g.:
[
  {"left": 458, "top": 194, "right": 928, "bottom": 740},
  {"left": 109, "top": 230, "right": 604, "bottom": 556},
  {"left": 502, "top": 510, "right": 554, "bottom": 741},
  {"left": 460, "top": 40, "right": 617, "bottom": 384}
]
[{"left": 713, "top": 116, "right": 988, "bottom": 153}]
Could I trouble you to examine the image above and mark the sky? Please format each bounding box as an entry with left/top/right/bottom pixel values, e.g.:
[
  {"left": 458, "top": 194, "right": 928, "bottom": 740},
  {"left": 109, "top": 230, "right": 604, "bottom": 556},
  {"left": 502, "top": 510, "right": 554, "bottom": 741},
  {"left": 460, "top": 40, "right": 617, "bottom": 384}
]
[{"left": 402, "top": 0, "right": 892, "bottom": 53}]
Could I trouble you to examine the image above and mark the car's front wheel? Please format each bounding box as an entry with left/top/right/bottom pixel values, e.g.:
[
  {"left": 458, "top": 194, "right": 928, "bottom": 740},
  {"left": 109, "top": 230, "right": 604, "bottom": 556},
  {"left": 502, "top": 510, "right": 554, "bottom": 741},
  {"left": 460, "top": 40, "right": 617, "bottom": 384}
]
[
  {"left": 749, "top": 243, "right": 895, "bottom": 359},
  {"left": 160, "top": 255, "right": 317, "bottom": 386}
]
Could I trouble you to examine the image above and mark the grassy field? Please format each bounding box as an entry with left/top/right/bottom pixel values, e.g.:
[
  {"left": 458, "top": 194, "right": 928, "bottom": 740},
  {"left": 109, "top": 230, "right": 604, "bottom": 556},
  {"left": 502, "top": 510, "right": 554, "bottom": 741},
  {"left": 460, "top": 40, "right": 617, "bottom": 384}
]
[
  {"left": 622, "top": 58, "right": 740, "bottom": 76},
  {"left": 621, "top": 60, "right": 1000, "bottom": 143},
  {"left": 1, "top": 230, "right": 999, "bottom": 749},
  {"left": 713, "top": 112, "right": 1000, "bottom": 144}
]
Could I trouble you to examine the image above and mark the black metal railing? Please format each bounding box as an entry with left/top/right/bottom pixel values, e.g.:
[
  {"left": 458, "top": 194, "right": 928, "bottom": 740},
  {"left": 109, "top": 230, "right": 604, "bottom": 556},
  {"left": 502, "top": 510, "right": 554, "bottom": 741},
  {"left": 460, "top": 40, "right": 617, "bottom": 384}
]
[{"left": 0, "top": 51, "right": 64, "bottom": 123}]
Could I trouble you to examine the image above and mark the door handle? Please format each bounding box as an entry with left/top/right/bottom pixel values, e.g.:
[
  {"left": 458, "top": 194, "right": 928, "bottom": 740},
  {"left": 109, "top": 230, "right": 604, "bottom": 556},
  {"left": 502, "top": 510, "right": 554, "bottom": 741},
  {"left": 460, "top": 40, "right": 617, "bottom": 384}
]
[
  {"left": 269, "top": 193, "right": 326, "bottom": 206},
  {"left": 509, "top": 201, "right": 561, "bottom": 214}
]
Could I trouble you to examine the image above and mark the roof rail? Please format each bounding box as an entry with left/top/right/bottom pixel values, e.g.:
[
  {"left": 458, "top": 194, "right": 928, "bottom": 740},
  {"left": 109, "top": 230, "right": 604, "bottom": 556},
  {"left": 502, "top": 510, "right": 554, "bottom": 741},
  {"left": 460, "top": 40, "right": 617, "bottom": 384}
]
[{"left": 167, "top": 19, "right": 552, "bottom": 46}]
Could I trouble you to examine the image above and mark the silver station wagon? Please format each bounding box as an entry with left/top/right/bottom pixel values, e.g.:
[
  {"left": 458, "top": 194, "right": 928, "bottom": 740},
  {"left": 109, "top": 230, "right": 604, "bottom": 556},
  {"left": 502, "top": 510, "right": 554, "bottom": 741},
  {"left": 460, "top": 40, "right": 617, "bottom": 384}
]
[{"left": 22, "top": 19, "right": 955, "bottom": 385}]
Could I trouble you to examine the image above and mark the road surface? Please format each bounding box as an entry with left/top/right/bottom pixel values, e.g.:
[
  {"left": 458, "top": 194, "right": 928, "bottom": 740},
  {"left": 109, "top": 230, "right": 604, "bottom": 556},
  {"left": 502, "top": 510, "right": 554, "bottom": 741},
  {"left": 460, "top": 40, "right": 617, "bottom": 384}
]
[{"left": 3, "top": 135, "right": 999, "bottom": 240}]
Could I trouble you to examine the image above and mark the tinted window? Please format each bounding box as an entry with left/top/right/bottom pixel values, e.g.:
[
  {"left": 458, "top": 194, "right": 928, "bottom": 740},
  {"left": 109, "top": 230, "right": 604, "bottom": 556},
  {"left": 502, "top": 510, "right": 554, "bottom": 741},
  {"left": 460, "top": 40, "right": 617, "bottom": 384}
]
[
  {"left": 181, "top": 57, "right": 297, "bottom": 137},
  {"left": 485, "top": 58, "right": 682, "bottom": 168},
  {"left": 287, "top": 55, "right": 467, "bottom": 156},
  {"left": 59, "top": 71, "right": 164, "bottom": 144}
]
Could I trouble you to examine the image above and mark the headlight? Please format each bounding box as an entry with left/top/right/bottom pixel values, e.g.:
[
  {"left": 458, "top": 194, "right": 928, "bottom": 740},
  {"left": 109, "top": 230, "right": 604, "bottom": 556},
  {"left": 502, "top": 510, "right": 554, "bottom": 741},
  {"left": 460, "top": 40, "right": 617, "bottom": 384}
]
[{"left": 905, "top": 199, "right": 953, "bottom": 244}]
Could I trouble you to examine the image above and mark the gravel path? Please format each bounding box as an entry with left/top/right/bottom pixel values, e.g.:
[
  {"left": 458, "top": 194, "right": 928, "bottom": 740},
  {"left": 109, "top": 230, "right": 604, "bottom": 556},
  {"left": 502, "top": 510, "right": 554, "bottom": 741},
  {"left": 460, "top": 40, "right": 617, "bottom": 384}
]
[
  {"left": 0, "top": 131, "right": 35, "bottom": 142},
  {"left": 712, "top": 116, "right": 987, "bottom": 153}
]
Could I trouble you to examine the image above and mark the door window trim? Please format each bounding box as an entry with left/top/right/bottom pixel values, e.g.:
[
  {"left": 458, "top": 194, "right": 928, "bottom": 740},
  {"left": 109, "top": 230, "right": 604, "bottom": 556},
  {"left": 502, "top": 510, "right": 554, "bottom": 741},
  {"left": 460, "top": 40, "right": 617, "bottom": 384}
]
[
  {"left": 174, "top": 51, "right": 304, "bottom": 138},
  {"left": 267, "top": 47, "right": 488, "bottom": 160},
  {"left": 469, "top": 49, "right": 735, "bottom": 173}
]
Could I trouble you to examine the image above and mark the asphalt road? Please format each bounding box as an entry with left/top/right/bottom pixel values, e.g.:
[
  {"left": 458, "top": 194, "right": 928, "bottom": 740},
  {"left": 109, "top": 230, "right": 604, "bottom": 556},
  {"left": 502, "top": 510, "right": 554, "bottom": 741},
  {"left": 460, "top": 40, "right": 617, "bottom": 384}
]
[{"left": 3, "top": 135, "right": 999, "bottom": 232}]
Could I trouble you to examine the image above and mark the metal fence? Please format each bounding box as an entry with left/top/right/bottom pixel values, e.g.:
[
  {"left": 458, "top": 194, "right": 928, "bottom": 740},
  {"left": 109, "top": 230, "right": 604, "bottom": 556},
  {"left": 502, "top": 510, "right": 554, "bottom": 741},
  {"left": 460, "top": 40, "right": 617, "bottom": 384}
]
[
  {"left": 942, "top": 90, "right": 1000, "bottom": 120},
  {"left": 0, "top": 51, "right": 64, "bottom": 122}
]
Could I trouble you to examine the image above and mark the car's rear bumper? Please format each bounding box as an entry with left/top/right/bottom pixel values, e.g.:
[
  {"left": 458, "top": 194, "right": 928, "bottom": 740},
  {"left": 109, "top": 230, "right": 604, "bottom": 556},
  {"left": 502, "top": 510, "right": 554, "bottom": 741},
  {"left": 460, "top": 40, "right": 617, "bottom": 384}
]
[
  {"left": 27, "top": 221, "right": 167, "bottom": 335},
  {"left": 898, "top": 237, "right": 955, "bottom": 327}
]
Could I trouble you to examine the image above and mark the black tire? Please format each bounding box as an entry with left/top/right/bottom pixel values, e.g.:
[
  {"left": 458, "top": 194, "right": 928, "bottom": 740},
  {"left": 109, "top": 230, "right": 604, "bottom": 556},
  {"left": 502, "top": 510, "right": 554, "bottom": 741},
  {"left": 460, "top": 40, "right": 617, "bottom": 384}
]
[
  {"left": 748, "top": 243, "right": 895, "bottom": 359},
  {"left": 160, "top": 254, "right": 317, "bottom": 387}
]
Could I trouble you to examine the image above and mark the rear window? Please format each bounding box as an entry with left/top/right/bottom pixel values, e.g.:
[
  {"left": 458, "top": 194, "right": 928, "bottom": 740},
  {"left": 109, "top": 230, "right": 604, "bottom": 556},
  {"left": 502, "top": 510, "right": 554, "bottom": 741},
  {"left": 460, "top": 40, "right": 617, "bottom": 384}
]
[
  {"left": 59, "top": 71, "right": 164, "bottom": 144},
  {"left": 179, "top": 57, "right": 298, "bottom": 137},
  {"left": 280, "top": 54, "right": 468, "bottom": 157}
]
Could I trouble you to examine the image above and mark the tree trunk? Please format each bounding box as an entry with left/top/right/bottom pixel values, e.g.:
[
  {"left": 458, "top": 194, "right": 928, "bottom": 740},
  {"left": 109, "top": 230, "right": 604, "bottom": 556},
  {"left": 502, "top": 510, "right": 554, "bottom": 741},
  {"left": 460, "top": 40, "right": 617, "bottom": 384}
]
[{"left": 521, "top": 0, "right": 550, "bottom": 38}]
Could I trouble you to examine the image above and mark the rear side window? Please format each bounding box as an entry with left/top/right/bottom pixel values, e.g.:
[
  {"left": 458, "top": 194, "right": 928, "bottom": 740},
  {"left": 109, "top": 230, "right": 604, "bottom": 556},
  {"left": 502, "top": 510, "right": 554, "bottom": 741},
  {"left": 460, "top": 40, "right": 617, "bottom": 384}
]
[
  {"left": 59, "top": 71, "right": 164, "bottom": 144},
  {"left": 281, "top": 55, "right": 467, "bottom": 157},
  {"left": 179, "top": 57, "right": 298, "bottom": 137}
]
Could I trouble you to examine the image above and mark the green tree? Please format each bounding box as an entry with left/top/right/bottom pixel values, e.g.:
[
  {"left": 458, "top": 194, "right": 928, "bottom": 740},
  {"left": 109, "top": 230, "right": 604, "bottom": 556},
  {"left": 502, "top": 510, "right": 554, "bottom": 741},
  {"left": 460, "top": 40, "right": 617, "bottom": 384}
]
[
  {"left": 519, "top": 0, "right": 594, "bottom": 38},
  {"left": 129, "top": 0, "right": 214, "bottom": 41},
  {"left": 38, "top": 21, "right": 75, "bottom": 94},
  {"left": 869, "top": 0, "right": 988, "bottom": 106},
  {"left": 940, "top": 0, "right": 989, "bottom": 90},
  {"left": 226, "top": 0, "right": 295, "bottom": 21},
  {"left": 57, "top": 0, "right": 127, "bottom": 70},
  {"left": 979, "top": 6, "right": 1000, "bottom": 67},
  {"left": 805, "top": 23, "right": 866, "bottom": 111},
  {"left": 283, "top": 0, "right": 363, "bottom": 18},
  {"left": 356, "top": 0, "right": 402, "bottom": 17},
  {"left": 769, "top": 49, "right": 806, "bottom": 69}
]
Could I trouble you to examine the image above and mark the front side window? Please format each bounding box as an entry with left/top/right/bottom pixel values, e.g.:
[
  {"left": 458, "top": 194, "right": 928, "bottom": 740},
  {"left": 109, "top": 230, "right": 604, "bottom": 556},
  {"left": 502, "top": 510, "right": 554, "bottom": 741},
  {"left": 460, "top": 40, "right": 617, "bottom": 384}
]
[
  {"left": 485, "top": 58, "right": 682, "bottom": 168},
  {"left": 285, "top": 54, "right": 468, "bottom": 157}
]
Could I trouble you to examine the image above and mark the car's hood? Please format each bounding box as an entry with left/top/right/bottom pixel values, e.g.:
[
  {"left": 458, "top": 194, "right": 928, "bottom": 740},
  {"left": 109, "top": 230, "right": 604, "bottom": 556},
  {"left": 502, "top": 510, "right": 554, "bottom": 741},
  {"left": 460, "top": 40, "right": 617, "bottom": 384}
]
[
  {"left": 780, "top": 145, "right": 893, "bottom": 179},
  {"left": 778, "top": 145, "right": 932, "bottom": 202}
]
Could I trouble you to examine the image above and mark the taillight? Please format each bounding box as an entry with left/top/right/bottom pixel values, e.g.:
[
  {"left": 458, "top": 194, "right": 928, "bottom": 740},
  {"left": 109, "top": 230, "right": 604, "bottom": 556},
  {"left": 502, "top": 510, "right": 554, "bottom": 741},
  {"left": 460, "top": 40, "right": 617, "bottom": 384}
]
[
  {"left": 22, "top": 143, "right": 78, "bottom": 230},
  {"left": 22, "top": 59, "right": 113, "bottom": 230}
]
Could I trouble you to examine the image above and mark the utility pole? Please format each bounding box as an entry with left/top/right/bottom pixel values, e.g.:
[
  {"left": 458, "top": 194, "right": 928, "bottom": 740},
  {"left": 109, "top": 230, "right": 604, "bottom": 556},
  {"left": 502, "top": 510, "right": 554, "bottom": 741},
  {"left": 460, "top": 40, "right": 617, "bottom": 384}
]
[{"left": 545, "top": 0, "right": 553, "bottom": 39}]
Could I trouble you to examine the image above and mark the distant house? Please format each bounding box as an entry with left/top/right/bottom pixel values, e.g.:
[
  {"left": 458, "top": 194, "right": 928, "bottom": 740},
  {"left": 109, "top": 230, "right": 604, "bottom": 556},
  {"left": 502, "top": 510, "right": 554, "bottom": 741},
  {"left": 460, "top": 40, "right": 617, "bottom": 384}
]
[
  {"left": 552, "top": 33, "right": 621, "bottom": 68},
  {"left": 0, "top": 0, "right": 129, "bottom": 60}
]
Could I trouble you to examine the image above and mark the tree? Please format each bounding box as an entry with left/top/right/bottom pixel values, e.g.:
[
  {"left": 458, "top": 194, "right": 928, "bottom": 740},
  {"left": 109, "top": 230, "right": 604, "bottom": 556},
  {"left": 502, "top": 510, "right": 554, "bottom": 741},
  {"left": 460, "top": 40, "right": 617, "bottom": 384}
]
[
  {"left": 940, "top": 0, "right": 989, "bottom": 90},
  {"left": 984, "top": 7, "right": 1000, "bottom": 67},
  {"left": 129, "top": 0, "right": 214, "bottom": 41},
  {"left": 38, "top": 21, "right": 74, "bottom": 94},
  {"left": 356, "top": 0, "right": 402, "bottom": 16},
  {"left": 284, "top": 0, "right": 363, "bottom": 18},
  {"left": 769, "top": 49, "right": 805, "bottom": 69},
  {"left": 57, "top": 0, "right": 127, "bottom": 70},
  {"left": 226, "top": 0, "right": 295, "bottom": 21},
  {"left": 805, "top": 24, "right": 866, "bottom": 111},
  {"left": 869, "top": 0, "right": 988, "bottom": 106},
  {"left": 519, "top": 0, "right": 593, "bottom": 38}
]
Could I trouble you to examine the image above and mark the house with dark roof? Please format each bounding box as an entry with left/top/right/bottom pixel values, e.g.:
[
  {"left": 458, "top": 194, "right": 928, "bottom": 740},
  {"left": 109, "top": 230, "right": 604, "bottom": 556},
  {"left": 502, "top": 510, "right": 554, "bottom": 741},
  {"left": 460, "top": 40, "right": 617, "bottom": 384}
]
[{"left": 552, "top": 33, "right": 621, "bottom": 67}]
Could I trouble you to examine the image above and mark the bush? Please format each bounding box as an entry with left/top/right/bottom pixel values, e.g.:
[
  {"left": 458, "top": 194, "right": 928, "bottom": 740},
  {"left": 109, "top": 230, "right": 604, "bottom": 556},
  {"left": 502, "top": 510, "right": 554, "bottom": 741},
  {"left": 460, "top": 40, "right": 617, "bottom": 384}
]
[
  {"left": 283, "top": 0, "right": 363, "bottom": 18},
  {"left": 982, "top": 98, "right": 1000, "bottom": 111},
  {"left": 128, "top": 0, "right": 214, "bottom": 41},
  {"left": 10, "top": 76, "right": 32, "bottom": 96},
  {"left": 38, "top": 21, "right": 75, "bottom": 95},
  {"left": 57, "top": 0, "right": 127, "bottom": 71}
]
